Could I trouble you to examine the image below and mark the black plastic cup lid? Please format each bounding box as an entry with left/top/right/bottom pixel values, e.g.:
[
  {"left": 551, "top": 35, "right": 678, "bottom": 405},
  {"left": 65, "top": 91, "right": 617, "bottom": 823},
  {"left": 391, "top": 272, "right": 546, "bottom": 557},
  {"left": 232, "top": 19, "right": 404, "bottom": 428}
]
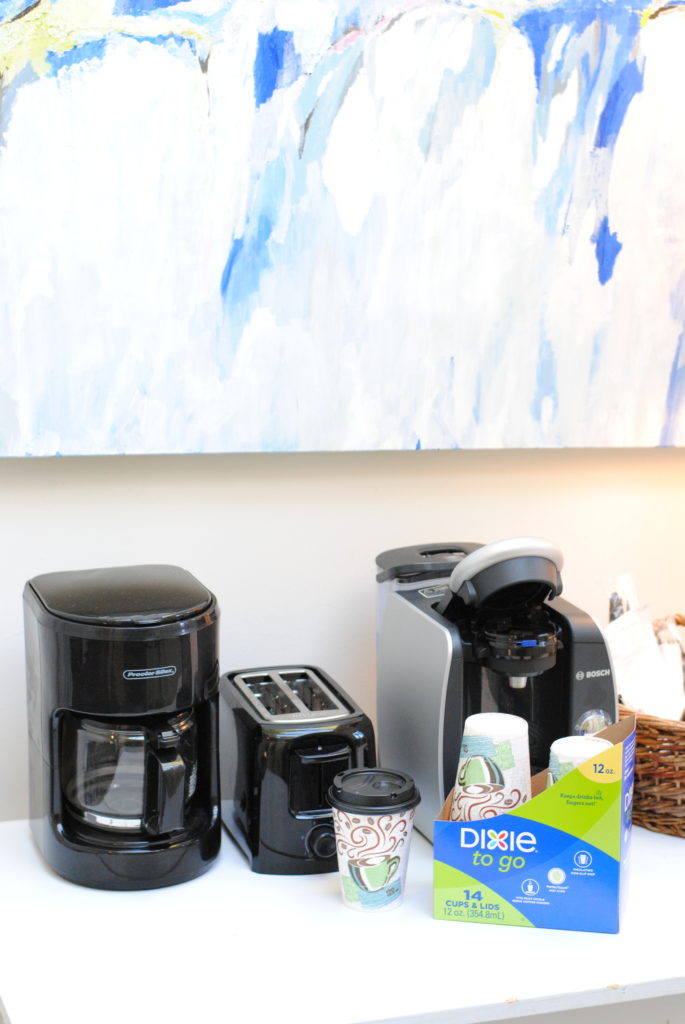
[{"left": 328, "top": 768, "right": 421, "bottom": 814}]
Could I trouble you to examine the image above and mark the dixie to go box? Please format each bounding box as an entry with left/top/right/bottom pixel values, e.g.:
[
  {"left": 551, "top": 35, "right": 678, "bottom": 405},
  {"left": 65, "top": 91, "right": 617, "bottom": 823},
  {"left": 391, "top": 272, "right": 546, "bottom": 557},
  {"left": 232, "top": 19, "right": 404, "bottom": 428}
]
[{"left": 434, "top": 717, "right": 636, "bottom": 933}]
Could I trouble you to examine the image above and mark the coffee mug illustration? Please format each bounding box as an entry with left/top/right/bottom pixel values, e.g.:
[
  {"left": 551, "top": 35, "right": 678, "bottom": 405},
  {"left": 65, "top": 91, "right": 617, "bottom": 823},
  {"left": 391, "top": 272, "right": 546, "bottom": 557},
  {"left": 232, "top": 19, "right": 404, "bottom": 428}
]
[
  {"left": 451, "top": 755, "right": 526, "bottom": 820},
  {"left": 349, "top": 854, "right": 400, "bottom": 893},
  {"left": 332, "top": 808, "right": 414, "bottom": 909},
  {"left": 450, "top": 716, "right": 531, "bottom": 821},
  {"left": 458, "top": 755, "right": 504, "bottom": 788}
]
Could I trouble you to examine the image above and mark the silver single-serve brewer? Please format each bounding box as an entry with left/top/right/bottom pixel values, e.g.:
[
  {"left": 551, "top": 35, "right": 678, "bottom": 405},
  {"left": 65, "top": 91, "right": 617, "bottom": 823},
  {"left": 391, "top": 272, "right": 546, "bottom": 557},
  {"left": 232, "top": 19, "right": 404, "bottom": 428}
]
[{"left": 376, "top": 539, "right": 617, "bottom": 839}]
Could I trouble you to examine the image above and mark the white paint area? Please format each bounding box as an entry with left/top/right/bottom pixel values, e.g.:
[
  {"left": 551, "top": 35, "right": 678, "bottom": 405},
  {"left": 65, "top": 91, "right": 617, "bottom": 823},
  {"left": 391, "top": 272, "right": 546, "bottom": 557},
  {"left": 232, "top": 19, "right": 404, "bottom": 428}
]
[{"left": 0, "top": 0, "right": 683, "bottom": 454}]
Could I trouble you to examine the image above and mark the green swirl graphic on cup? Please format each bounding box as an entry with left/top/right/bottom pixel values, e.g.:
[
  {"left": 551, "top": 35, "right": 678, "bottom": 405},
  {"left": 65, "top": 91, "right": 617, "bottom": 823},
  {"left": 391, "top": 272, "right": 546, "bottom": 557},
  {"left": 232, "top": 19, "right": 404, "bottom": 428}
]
[{"left": 349, "top": 854, "right": 400, "bottom": 893}]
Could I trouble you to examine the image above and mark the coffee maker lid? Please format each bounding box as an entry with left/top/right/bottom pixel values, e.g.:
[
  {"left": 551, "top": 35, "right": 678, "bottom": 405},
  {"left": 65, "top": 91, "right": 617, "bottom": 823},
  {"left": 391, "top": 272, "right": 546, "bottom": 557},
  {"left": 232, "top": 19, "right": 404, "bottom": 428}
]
[
  {"left": 447, "top": 537, "right": 563, "bottom": 609},
  {"left": 28, "top": 564, "right": 213, "bottom": 626}
]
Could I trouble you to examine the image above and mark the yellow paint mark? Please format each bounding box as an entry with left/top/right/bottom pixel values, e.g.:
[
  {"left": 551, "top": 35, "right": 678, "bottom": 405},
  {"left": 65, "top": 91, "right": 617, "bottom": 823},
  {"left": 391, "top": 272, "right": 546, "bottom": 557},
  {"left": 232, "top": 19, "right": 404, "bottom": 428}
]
[
  {"left": 483, "top": 8, "right": 506, "bottom": 19},
  {"left": 0, "top": 0, "right": 209, "bottom": 86},
  {"left": 637, "top": 1, "right": 684, "bottom": 25}
]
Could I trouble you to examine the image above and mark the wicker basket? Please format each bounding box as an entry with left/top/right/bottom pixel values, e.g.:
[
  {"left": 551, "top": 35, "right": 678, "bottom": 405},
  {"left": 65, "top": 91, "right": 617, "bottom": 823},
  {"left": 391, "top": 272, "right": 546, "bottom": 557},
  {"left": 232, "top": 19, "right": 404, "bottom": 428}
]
[{"left": 619, "top": 703, "right": 685, "bottom": 838}]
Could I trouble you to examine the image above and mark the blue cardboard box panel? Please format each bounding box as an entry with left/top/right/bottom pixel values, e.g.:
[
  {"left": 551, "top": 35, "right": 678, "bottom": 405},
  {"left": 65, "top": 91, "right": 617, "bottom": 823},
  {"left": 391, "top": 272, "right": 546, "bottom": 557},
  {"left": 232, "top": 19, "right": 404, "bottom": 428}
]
[{"left": 434, "top": 717, "right": 636, "bottom": 933}]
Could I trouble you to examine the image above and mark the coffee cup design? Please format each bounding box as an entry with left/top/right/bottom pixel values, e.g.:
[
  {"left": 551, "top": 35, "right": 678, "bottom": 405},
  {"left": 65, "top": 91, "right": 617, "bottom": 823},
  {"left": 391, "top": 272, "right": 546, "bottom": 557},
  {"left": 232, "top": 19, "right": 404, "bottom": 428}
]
[
  {"left": 349, "top": 855, "right": 400, "bottom": 892},
  {"left": 458, "top": 755, "right": 504, "bottom": 788},
  {"left": 547, "top": 735, "right": 613, "bottom": 786},
  {"left": 451, "top": 713, "right": 531, "bottom": 822},
  {"left": 328, "top": 768, "right": 420, "bottom": 912}
]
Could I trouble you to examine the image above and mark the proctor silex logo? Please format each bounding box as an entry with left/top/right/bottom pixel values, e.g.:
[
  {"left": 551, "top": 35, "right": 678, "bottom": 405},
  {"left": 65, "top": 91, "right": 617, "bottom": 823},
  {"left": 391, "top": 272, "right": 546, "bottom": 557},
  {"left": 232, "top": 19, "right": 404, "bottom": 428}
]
[
  {"left": 123, "top": 666, "right": 177, "bottom": 681},
  {"left": 459, "top": 827, "right": 537, "bottom": 872}
]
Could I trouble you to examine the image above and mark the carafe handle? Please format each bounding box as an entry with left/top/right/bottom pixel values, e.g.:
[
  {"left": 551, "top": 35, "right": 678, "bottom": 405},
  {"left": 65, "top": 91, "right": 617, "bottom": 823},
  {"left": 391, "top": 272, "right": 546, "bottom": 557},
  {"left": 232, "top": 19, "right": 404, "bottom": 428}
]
[{"left": 145, "top": 748, "right": 186, "bottom": 835}]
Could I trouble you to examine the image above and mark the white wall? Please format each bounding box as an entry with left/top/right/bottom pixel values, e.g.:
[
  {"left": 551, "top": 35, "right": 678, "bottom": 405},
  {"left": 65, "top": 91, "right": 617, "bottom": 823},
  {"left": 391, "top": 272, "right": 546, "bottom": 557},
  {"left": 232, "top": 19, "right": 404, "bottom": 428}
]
[{"left": 1, "top": 446, "right": 684, "bottom": 821}]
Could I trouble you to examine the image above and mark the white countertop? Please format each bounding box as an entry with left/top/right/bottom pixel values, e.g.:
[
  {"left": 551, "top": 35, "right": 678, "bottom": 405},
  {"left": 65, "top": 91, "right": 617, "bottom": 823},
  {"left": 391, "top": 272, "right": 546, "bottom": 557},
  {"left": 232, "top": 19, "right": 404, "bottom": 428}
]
[{"left": 0, "top": 821, "right": 683, "bottom": 1024}]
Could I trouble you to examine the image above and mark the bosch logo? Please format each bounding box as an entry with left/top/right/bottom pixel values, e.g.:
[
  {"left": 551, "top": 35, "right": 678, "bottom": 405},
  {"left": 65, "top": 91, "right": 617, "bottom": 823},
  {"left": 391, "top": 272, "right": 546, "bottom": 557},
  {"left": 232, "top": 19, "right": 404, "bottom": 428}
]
[{"left": 575, "top": 669, "right": 611, "bottom": 681}]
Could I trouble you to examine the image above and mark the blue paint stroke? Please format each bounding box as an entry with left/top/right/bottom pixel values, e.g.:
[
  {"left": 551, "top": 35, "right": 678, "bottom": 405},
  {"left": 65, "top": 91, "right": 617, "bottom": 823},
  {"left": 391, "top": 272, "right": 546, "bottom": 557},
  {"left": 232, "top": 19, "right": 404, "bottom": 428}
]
[
  {"left": 219, "top": 1, "right": 653, "bottom": 377},
  {"left": 295, "top": 44, "right": 363, "bottom": 164},
  {"left": 331, "top": 2, "right": 417, "bottom": 40},
  {"left": 595, "top": 59, "right": 644, "bottom": 148},
  {"left": 220, "top": 158, "right": 286, "bottom": 338},
  {"left": 254, "top": 28, "right": 301, "bottom": 108},
  {"left": 415, "top": 438, "right": 422, "bottom": 450},
  {"left": 45, "top": 32, "right": 200, "bottom": 75},
  {"left": 592, "top": 216, "right": 622, "bottom": 285},
  {"left": 530, "top": 338, "right": 558, "bottom": 423},
  {"left": 588, "top": 334, "right": 603, "bottom": 380},
  {"left": 515, "top": 1, "right": 643, "bottom": 270},
  {"left": 118, "top": 31, "right": 200, "bottom": 56},
  {"left": 420, "top": 15, "right": 497, "bottom": 159},
  {"left": 0, "top": 0, "right": 37, "bottom": 24},
  {"left": 46, "top": 40, "right": 107, "bottom": 75},
  {"left": 114, "top": 0, "right": 193, "bottom": 13},
  {"left": 219, "top": 32, "right": 366, "bottom": 354},
  {"left": 1, "top": 8, "right": 215, "bottom": 100},
  {"left": 113, "top": 4, "right": 229, "bottom": 30},
  {"left": 660, "top": 280, "right": 685, "bottom": 445},
  {"left": 332, "top": 5, "right": 361, "bottom": 41},
  {"left": 472, "top": 372, "right": 481, "bottom": 426},
  {"left": 660, "top": 333, "right": 685, "bottom": 445},
  {"left": 515, "top": 4, "right": 641, "bottom": 167},
  {"left": 221, "top": 215, "right": 273, "bottom": 297},
  {"left": 516, "top": 3, "right": 602, "bottom": 94}
]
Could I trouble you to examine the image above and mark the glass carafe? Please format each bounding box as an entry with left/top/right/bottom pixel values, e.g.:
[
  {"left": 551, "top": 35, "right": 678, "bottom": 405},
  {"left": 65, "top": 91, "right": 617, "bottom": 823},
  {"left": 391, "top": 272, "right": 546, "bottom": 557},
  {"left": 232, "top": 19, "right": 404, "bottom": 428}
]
[{"left": 61, "top": 710, "right": 197, "bottom": 835}]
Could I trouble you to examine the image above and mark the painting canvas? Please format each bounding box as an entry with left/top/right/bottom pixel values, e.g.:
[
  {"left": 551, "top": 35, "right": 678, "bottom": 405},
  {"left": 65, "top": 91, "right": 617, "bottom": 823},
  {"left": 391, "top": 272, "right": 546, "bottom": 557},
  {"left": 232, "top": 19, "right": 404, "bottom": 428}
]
[{"left": 0, "top": 0, "right": 683, "bottom": 455}]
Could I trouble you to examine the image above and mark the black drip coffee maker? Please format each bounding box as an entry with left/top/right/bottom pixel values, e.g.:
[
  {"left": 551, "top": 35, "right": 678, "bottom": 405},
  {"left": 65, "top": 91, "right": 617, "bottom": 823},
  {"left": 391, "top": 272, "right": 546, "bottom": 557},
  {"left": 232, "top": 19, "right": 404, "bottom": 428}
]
[{"left": 24, "top": 564, "right": 221, "bottom": 890}]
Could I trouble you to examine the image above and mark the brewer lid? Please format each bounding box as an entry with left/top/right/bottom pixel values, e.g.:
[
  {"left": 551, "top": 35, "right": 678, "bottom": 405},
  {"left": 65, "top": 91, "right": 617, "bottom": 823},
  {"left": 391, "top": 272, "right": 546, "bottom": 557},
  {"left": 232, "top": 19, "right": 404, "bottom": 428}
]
[
  {"left": 375, "top": 543, "right": 481, "bottom": 583},
  {"left": 28, "top": 565, "right": 213, "bottom": 626},
  {"left": 328, "top": 768, "right": 420, "bottom": 814},
  {"left": 446, "top": 537, "right": 563, "bottom": 610}
]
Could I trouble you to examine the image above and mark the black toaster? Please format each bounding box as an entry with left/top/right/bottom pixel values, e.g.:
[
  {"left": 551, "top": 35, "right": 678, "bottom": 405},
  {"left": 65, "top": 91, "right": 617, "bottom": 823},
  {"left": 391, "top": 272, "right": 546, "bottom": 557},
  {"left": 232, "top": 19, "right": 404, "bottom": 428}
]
[{"left": 219, "top": 665, "right": 376, "bottom": 874}]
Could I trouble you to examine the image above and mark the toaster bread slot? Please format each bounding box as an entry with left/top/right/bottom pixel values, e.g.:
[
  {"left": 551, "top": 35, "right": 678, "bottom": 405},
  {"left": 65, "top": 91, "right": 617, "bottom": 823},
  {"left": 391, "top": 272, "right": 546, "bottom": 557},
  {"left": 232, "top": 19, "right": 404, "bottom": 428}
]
[
  {"left": 242, "top": 674, "right": 298, "bottom": 717},
  {"left": 279, "top": 671, "right": 338, "bottom": 713},
  {"left": 234, "top": 668, "right": 351, "bottom": 722}
]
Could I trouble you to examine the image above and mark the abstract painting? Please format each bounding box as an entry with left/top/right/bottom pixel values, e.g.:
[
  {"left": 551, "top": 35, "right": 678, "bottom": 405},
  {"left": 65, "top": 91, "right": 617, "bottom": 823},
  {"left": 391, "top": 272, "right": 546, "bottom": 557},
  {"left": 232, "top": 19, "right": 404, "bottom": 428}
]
[{"left": 0, "top": 0, "right": 683, "bottom": 454}]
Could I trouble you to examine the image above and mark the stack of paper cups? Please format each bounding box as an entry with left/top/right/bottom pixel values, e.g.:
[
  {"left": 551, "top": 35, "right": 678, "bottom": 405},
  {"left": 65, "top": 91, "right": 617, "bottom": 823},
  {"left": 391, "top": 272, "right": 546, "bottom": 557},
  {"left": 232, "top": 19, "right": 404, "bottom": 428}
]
[
  {"left": 450, "top": 713, "right": 532, "bottom": 821},
  {"left": 547, "top": 735, "right": 613, "bottom": 786}
]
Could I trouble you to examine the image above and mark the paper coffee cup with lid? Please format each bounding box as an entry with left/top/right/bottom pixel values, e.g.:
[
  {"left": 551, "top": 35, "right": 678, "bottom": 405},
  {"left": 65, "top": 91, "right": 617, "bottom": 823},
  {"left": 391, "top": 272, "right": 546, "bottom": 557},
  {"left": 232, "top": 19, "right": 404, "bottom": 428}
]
[
  {"left": 328, "top": 768, "right": 420, "bottom": 912},
  {"left": 547, "top": 735, "right": 613, "bottom": 786},
  {"left": 450, "top": 712, "right": 532, "bottom": 821}
]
